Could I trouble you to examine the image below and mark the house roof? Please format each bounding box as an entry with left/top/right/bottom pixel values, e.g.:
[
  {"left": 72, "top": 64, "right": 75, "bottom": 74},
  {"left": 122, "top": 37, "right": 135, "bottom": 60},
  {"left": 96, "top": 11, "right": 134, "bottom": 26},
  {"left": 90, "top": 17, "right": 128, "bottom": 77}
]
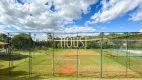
[{"left": 0, "top": 41, "right": 8, "bottom": 45}]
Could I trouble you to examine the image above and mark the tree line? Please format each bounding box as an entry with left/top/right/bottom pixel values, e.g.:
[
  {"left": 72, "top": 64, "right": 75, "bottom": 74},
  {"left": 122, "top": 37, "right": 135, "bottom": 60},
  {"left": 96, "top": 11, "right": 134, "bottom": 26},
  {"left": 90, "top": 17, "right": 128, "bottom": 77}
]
[{"left": 0, "top": 32, "right": 142, "bottom": 50}]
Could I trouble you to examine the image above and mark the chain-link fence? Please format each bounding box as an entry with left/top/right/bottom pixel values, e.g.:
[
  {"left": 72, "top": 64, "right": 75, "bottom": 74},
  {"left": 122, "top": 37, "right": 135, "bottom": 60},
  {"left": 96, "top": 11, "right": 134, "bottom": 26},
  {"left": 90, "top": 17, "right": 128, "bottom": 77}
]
[{"left": 0, "top": 32, "right": 142, "bottom": 78}]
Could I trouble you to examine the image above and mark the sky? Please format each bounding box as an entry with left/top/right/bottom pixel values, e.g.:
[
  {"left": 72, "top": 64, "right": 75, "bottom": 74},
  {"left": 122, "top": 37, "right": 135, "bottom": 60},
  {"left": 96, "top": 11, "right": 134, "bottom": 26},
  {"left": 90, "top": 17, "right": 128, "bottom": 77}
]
[{"left": 0, "top": 0, "right": 142, "bottom": 33}]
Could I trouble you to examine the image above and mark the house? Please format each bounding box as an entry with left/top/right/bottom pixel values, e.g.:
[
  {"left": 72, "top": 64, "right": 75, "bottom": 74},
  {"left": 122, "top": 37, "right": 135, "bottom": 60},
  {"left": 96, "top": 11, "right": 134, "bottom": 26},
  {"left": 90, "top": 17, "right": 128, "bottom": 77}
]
[
  {"left": 0, "top": 41, "right": 8, "bottom": 55},
  {"left": 0, "top": 41, "right": 8, "bottom": 45}
]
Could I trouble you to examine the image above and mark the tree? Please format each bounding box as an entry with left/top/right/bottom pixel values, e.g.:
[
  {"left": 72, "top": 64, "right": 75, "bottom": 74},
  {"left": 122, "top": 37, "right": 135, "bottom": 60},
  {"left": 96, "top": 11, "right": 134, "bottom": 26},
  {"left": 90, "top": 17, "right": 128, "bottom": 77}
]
[
  {"left": 135, "top": 40, "right": 142, "bottom": 48},
  {"left": 109, "top": 33, "right": 116, "bottom": 38},
  {"left": 11, "top": 33, "right": 33, "bottom": 50},
  {"left": 47, "top": 33, "right": 52, "bottom": 40},
  {"left": 0, "top": 34, "right": 8, "bottom": 42},
  {"left": 98, "top": 32, "right": 104, "bottom": 38}
]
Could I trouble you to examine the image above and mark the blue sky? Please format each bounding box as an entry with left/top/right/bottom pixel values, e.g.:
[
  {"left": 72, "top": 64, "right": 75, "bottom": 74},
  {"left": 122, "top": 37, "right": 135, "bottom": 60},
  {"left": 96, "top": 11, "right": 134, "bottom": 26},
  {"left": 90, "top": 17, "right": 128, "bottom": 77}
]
[{"left": 0, "top": 0, "right": 142, "bottom": 33}]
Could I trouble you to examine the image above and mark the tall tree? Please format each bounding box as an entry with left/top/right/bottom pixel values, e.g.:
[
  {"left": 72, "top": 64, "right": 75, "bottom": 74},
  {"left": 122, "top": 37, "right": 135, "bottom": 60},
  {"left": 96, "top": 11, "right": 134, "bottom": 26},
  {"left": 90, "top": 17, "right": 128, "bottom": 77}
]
[
  {"left": 0, "top": 34, "right": 8, "bottom": 42},
  {"left": 98, "top": 32, "right": 104, "bottom": 38},
  {"left": 11, "top": 33, "right": 33, "bottom": 50},
  {"left": 109, "top": 33, "right": 116, "bottom": 38},
  {"left": 47, "top": 33, "right": 52, "bottom": 40}
]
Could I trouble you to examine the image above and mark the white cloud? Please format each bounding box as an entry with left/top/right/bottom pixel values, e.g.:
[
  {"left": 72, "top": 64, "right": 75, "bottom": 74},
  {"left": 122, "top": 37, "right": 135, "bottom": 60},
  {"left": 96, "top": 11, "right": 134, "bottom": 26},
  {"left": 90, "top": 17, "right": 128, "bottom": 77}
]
[
  {"left": 27, "top": 25, "right": 96, "bottom": 41},
  {"left": 53, "top": 26, "right": 96, "bottom": 39},
  {"left": 0, "top": 25, "right": 6, "bottom": 32},
  {"left": 140, "top": 29, "right": 142, "bottom": 32},
  {"left": 101, "top": 27, "right": 105, "bottom": 30},
  {"left": 87, "top": 0, "right": 142, "bottom": 24},
  {"left": 129, "top": 5, "right": 142, "bottom": 21},
  {"left": 62, "top": 25, "right": 96, "bottom": 33},
  {"left": 0, "top": 24, "right": 13, "bottom": 33},
  {"left": 53, "top": 0, "right": 97, "bottom": 21},
  {"left": 0, "top": 0, "right": 97, "bottom": 32}
]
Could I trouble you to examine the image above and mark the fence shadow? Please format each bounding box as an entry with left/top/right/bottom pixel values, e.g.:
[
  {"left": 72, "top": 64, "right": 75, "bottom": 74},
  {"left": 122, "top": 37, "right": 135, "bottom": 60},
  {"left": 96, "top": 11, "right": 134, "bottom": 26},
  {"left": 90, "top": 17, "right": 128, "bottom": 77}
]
[{"left": 0, "top": 53, "right": 29, "bottom": 61}]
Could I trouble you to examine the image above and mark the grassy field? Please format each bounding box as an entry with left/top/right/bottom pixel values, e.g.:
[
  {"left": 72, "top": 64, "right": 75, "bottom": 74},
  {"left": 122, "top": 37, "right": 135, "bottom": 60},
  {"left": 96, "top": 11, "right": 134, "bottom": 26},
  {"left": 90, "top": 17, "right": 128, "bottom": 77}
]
[{"left": 0, "top": 49, "right": 142, "bottom": 80}]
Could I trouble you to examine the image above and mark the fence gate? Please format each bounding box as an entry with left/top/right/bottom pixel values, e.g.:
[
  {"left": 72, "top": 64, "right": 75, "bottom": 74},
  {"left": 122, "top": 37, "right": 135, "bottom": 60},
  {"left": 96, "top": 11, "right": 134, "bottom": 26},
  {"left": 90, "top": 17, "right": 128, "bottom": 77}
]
[
  {"left": 52, "top": 33, "right": 101, "bottom": 77},
  {"left": 78, "top": 33, "right": 101, "bottom": 77},
  {"left": 53, "top": 33, "right": 78, "bottom": 76}
]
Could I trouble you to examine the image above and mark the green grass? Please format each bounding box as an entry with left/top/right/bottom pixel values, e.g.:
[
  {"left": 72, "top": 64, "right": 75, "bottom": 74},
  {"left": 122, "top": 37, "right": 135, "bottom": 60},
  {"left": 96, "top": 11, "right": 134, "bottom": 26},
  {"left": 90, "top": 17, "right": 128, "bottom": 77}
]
[
  {"left": 0, "top": 49, "right": 142, "bottom": 80},
  {"left": 1, "top": 75, "right": 142, "bottom": 80}
]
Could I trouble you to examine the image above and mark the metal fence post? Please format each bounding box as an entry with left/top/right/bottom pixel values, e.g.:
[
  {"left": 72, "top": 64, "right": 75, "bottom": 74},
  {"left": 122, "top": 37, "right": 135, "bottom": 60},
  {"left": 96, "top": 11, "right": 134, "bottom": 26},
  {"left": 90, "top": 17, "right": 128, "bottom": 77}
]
[
  {"left": 77, "top": 33, "right": 79, "bottom": 77},
  {"left": 128, "top": 49, "right": 130, "bottom": 68},
  {"left": 7, "top": 33, "right": 11, "bottom": 75},
  {"left": 117, "top": 38, "right": 119, "bottom": 61},
  {"left": 116, "top": 34, "right": 119, "bottom": 61},
  {"left": 100, "top": 32, "right": 103, "bottom": 78},
  {"left": 10, "top": 34, "right": 13, "bottom": 68},
  {"left": 85, "top": 37, "right": 87, "bottom": 49},
  {"left": 29, "top": 32, "right": 32, "bottom": 77},
  {"left": 126, "top": 32, "right": 128, "bottom": 77},
  {"left": 52, "top": 33, "right": 54, "bottom": 76}
]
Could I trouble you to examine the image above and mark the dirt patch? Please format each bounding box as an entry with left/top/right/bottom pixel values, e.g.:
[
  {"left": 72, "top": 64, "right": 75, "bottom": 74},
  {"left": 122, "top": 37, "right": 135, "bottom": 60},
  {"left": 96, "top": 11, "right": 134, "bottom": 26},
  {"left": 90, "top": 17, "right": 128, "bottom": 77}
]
[
  {"left": 67, "top": 51, "right": 77, "bottom": 55},
  {"left": 59, "top": 64, "right": 76, "bottom": 75},
  {"left": 65, "top": 49, "right": 100, "bottom": 55},
  {"left": 78, "top": 51, "right": 100, "bottom": 55}
]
